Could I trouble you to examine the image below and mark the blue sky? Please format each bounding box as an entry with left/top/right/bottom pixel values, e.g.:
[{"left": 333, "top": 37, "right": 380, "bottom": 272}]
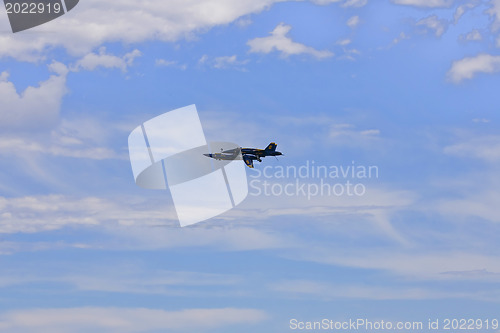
[{"left": 1, "top": 0, "right": 500, "bottom": 332}]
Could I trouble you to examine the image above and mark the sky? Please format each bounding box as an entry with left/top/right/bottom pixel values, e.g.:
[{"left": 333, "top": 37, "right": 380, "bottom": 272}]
[{"left": 1, "top": 0, "right": 500, "bottom": 332}]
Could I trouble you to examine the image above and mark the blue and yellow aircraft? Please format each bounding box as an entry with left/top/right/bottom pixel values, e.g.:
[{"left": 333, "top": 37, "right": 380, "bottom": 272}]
[{"left": 204, "top": 142, "right": 283, "bottom": 168}]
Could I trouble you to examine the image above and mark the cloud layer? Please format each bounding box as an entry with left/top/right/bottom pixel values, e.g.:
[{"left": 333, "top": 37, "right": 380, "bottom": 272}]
[
  {"left": 0, "top": 307, "right": 268, "bottom": 333},
  {"left": 0, "top": 0, "right": 285, "bottom": 61}
]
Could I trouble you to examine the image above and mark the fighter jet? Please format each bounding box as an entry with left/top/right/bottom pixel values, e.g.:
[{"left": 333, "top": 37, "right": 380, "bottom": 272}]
[{"left": 204, "top": 142, "right": 282, "bottom": 168}]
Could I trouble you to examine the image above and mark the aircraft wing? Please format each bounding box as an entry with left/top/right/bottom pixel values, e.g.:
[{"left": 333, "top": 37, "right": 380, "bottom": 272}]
[
  {"left": 243, "top": 155, "right": 254, "bottom": 168},
  {"left": 221, "top": 147, "right": 240, "bottom": 154}
]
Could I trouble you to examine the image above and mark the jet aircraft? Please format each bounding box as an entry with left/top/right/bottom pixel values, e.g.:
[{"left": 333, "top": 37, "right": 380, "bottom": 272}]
[{"left": 204, "top": 142, "right": 282, "bottom": 168}]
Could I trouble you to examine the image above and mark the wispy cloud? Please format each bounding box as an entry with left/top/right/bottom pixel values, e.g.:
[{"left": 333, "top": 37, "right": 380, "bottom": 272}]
[
  {"left": 459, "top": 29, "right": 482, "bottom": 42},
  {"left": 437, "top": 189, "right": 500, "bottom": 225},
  {"left": 293, "top": 247, "right": 500, "bottom": 282},
  {"left": 0, "top": 137, "right": 121, "bottom": 160},
  {"left": 269, "top": 279, "right": 493, "bottom": 300},
  {"left": 454, "top": 1, "right": 480, "bottom": 24},
  {"left": 0, "top": 195, "right": 173, "bottom": 234},
  {"left": 196, "top": 54, "right": 249, "bottom": 70},
  {"left": 392, "top": 32, "right": 410, "bottom": 45},
  {"left": 0, "top": 116, "right": 127, "bottom": 160},
  {"left": 443, "top": 135, "right": 500, "bottom": 161},
  {"left": 347, "top": 16, "right": 360, "bottom": 29},
  {"left": 328, "top": 123, "right": 380, "bottom": 146},
  {"left": 488, "top": 0, "right": 500, "bottom": 31},
  {"left": 213, "top": 55, "right": 249, "bottom": 69},
  {"left": 416, "top": 15, "right": 448, "bottom": 37},
  {"left": 72, "top": 47, "right": 142, "bottom": 72},
  {"left": 391, "top": 0, "right": 454, "bottom": 8},
  {"left": 311, "top": 0, "right": 367, "bottom": 6},
  {"left": 0, "top": 307, "right": 268, "bottom": 333},
  {"left": 155, "top": 58, "right": 187, "bottom": 70},
  {"left": 223, "top": 182, "right": 416, "bottom": 245},
  {"left": 247, "top": 23, "right": 333, "bottom": 59},
  {"left": 342, "top": 0, "right": 368, "bottom": 8},
  {"left": 0, "top": 263, "right": 244, "bottom": 296}
]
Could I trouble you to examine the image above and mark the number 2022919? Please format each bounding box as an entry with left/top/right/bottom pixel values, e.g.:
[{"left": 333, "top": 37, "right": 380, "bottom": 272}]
[
  {"left": 443, "top": 318, "right": 499, "bottom": 330},
  {"left": 5, "top": 2, "right": 62, "bottom": 14}
]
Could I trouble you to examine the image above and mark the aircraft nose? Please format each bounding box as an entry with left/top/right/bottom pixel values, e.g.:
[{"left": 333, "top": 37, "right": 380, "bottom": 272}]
[{"left": 203, "top": 153, "right": 212, "bottom": 157}]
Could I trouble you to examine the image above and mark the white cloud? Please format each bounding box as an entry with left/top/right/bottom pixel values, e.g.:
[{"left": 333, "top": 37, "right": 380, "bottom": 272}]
[
  {"left": 295, "top": 246, "right": 500, "bottom": 281},
  {"left": 339, "top": 48, "right": 361, "bottom": 61},
  {"left": 72, "top": 47, "right": 142, "bottom": 72},
  {"left": 0, "top": 50, "right": 138, "bottom": 136},
  {"left": 0, "top": 195, "right": 155, "bottom": 233},
  {"left": 155, "top": 59, "right": 177, "bottom": 67},
  {"left": 247, "top": 23, "right": 333, "bottom": 59},
  {"left": 337, "top": 39, "right": 352, "bottom": 46},
  {"left": 488, "top": 0, "right": 500, "bottom": 32},
  {"left": 198, "top": 54, "right": 209, "bottom": 65},
  {"left": 0, "top": 0, "right": 286, "bottom": 61},
  {"left": 0, "top": 62, "right": 68, "bottom": 129},
  {"left": 454, "top": 5, "right": 467, "bottom": 23},
  {"left": 443, "top": 135, "right": 500, "bottom": 161},
  {"left": 0, "top": 116, "right": 126, "bottom": 160},
  {"left": 270, "top": 279, "right": 481, "bottom": 300},
  {"left": 459, "top": 29, "right": 482, "bottom": 42},
  {"left": 309, "top": 0, "right": 342, "bottom": 4},
  {"left": 472, "top": 118, "right": 490, "bottom": 123},
  {"left": 0, "top": 137, "right": 120, "bottom": 160},
  {"left": 393, "top": 32, "right": 410, "bottom": 44},
  {"left": 430, "top": 165, "right": 500, "bottom": 228},
  {"left": 235, "top": 16, "right": 253, "bottom": 27},
  {"left": 155, "top": 58, "right": 187, "bottom": 70},
  {"left": 391, "top": 0, "right": 454, "bottom": 7},
  {"left": 213, "top": 55, "right": 249, "bottom": 69},
  {"left": 454, "top": 2, "right": 479, "bottom": 24},
  {"left": 0, "top": 264, "right": 243, "bottom": 295},
  {"left": 68, "top": 270, "right": 242, "bottom": 295},
  {"left": 214, "top": 55, "right": 239, "bottom": 68},
  {"left": 346, "top": 15, "right": 360, "bottom": 28},
  {"left": 196, "top": 55, "right": 249, "bottom": 69},
  {"left": 437, "top": 189, "right": 500, "bottom": 224},
  {"left": 329, "top": 123, "right": 380, "bottom": 145},
  {"left": 416, "top": 15, "right": 448, "bottom": 37},
  {"left": 311, "top": 0, "right": 367, "bottom": 5},
  {"left": 433, "top": 172, "right": 500, "bottom": 230},
  {"left": 0, "top": 307, "right": 268, "bottom": 333},
  {"left": 109, "top": 222, "right": 294, "bottom": 252},
  {"left": 342, "top": 0, "right": 368, "bottom": 7},
  {"left": 447, "top": 53, "right": 500, "bottom": 83}
]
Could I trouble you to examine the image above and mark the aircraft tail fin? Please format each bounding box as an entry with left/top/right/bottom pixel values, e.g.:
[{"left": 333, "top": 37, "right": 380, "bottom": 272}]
[{"left": 264, "top": 142, "right": 277, "bottom": 152}]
